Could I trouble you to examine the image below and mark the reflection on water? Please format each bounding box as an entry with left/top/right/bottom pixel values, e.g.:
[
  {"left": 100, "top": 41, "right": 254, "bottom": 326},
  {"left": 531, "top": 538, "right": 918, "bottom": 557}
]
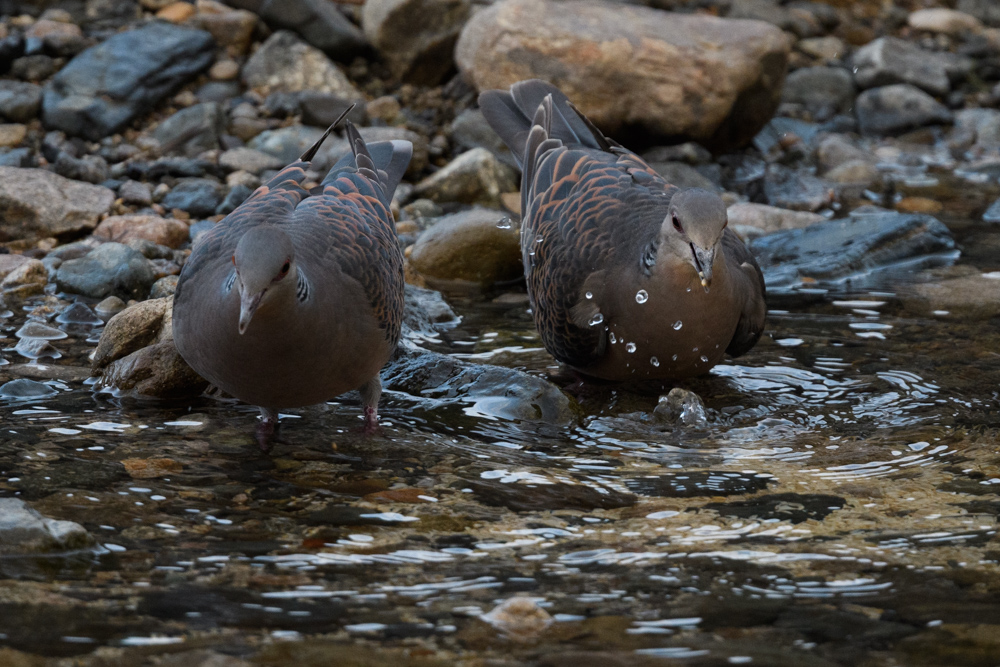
[{"left": 3, "top": 266, "right": 1000, "bottom": 664}]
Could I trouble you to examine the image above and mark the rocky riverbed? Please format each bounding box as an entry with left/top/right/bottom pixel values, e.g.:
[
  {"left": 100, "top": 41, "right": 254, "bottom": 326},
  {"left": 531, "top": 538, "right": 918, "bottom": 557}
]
[{"left": 4, "top": 0, "right": 1000, "bottom": 665}]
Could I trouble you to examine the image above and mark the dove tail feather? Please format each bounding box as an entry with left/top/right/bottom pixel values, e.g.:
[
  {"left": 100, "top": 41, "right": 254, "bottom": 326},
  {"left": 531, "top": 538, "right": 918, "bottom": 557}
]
[{"left": 324, "top": 122, "right": 413, "bottom": 207}]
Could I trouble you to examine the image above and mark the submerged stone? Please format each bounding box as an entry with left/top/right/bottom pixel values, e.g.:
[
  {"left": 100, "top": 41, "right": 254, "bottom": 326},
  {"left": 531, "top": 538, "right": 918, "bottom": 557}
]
[
  {"left": 0, "top": 498, "right": 94, "bottom": 554},
  {"left": 702, "top": 493, "right": 846, "bottom": 524},
  {"left": 0, "top": 378, "right": 57, "bottom": 399}
]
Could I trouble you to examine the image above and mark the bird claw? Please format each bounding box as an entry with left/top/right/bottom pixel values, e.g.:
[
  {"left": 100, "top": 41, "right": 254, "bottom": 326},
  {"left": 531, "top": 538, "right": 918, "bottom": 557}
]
[
  {"left": 362, "top": 405, "right": 379, "bottom": 435},
  {"left": 256, "top": 415, "right": 279, "bottom": 453}
]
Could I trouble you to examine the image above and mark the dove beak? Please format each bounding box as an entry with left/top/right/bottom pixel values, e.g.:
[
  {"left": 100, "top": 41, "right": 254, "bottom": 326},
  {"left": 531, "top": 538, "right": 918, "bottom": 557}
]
[
  {"left": 238, "top": 288, "right": 264, "bottom": 335},
  {"left": 691, "top": 244, "right": 714, "bottom": 293}
]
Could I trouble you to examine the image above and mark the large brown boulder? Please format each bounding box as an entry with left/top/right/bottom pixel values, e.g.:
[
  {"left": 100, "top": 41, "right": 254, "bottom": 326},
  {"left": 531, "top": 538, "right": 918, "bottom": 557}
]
[{"left": 455, "top": 0, "right": 790, "bottom": 151}]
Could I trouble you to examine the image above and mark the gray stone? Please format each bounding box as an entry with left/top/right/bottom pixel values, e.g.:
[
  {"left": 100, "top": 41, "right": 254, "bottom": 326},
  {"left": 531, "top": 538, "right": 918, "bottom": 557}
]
[
  {"left": 97, "top": 340, "right": 208, "bottom": 399},
  {"left": 118, "top": 180, "right": 152, "bottom": 206},
  {"left": 219, "top": 147, "right": 284, "bottom": 174},
  {"left": 647, "top": 161, "right": 720, "bottom": 191},
  {"left": 0, "top": 378, "right": 58, "bottom": 399},
  {"left": 750, "top": 211, "right": 956, "bottom": 291},
  {"left": 242, "top": 30, "right": 362, "bottom": 99},
  {"left": 12, "top": 54, "right": 57, "bottom": 82},
  {"left": 298, "top": 90, "right": 368, "bottom": 128},
  {"left": 215, "top": 183, "right": 252, "bottom": 215},
  {"left": 0, "top": 80, "right": 41, "bottom": 122},
  {"left": 149, "top": 275, "right": 179, "bottom": 299},
  {"left": 363, "top": 0, "right": 472, "bottom": 84},
  {"left": 92, "top": 297, "right": 174, "bottom": 370},
  {"left": 450, "top": 109, "right": 512, "bottom": 166},
  {"left": 983, "top": 198, "right": 1000, "bottom": 223},
  {"left": 726, "top": 202, "right": 825, "bottom": 236},
  {"left": 412, "top": 147, "right": 518, "bottom": 206},
  {"left": 153, "top": 102, "right": 225, "bottom": 157},
  {"left": 654, "top": 387, "right": 708, "bottom": 427},
  {"left": 781, "top": 66, "right": 855, "bottom": 118},
  {"left": 0, "top": 498, "right": 94, "bottom": 554},
  {"left": 55, "top": 242, "right": 156, "bottom": 300},
  {"left": 851, "top": 37, "right": 971, "bottom": 96},
  {"left": 95, "top": 295, "right": 126, "bottom": 321},
  {"left": 53, "top": 152, "right": 109, "bottom": 184},
  {"left": 815, "top": 134, "right": 874, "bottom": 173},
  {"left": 763, "top": 164, "right": 833, "bottom": 212},
  {"left": 0, "top": 147, "right": 34, "bottom": 168},
  {"left": 954, "top": 108, "right": 1000, "bottom": 149},
  {"left": 42, "top": 23, "right": 215, "bottom": 140},
  {"left": 856, "top": 84, "right": 954, "bottom": 136},
  {"left": 729, "top": 0, "right": 821, "bottom": 37},
  {"left": 161, "top": 179, "right": 224, "bottom": 217},
  {"left": 0, "top": 167, "right": 114, "bottom": 242},
  {"left": 958, "top": 0, "right": 1000, "bottom": 27},
  {"left": 225, "top": 0, "right": 368, "bottom": 60}
]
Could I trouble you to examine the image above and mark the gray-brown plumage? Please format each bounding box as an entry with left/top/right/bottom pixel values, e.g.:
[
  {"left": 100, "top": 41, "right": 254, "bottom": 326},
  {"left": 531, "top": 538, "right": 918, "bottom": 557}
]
[
  {"left": 172, "top": 115, "right": 411, "bottom": 440},
  {"left": 479, "top": 80, "right": 766, "bottom": 380}
]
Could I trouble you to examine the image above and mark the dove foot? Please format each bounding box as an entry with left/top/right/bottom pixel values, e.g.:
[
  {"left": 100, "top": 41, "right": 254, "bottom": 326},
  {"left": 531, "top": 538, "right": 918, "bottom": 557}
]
[
  {"left": 362, "top": 405, "right": 379, "bottom": 434},
  {"left": 257, "top": 408, "right": 280, "bottom": 452}
]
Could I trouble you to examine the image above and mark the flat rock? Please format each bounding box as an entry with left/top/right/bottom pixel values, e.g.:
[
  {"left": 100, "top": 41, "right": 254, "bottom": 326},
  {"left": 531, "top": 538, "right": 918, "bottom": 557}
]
[
  {"left": 727, "top": 203, "right": 825, "bottom": 236},
  {"left": 42, "top": 22, "right": 215, "bottom": 140},
  {"left": 97, "top": 339, "right": 207, "bottom": 398},
  {"left": 219, "top": 147, "right": 284, "bottom": 174},
  {"left": 92, "top": 296, "right": 173, "bottom": 371},
  {"left": 412, "top": 147, "right": 518, "bottom": 207},
  {"left": 161, "top": 178, "right": 224, "bottom": 217},
  {"left": 455, "top": 0, "right": 790, "bottom": 151},
  {"left": 0, "top": 80, "right": 41, "bottom": 122},
  {"left": 750, "top": 211, "right": 957, "bottom": 291},
  {"left": 153, "top": 102, "right": 225, "bottom": 157},
  {"left": 0, "top": 167, "right": 114, "bottom": 242},
  {"left": 55, "top": 242, "right": 156, "bottom": 300},
  {"left": 763, "top": 164, "right": 834, "bottom": 212},
  {"left": 242, "top": 30, "right": 362, "bottom": 99},
  {"left": 903, "top": 269, "right": 1000, "bottom": 319},
  {"left": 227, "top": 0, "right": 368, "bottom": 60},
  {"left": 856, "top": 84, "right": 953, "bottom": 136},
  {"left": 702, "top": 493, "right": 846, "bottom": 524},
  {"left": 851, "top": 37, "right": 971, "bottom": 97},
  {"left": 781, "top": 66, "right": 855, "bottom": 118},
  {"left": 363, "top": 0, "right": 472, "bottom": 85},
  {"left": 409, "top": 206, "right": 522, "bottom": 286},
  {"left": 93, "top": 214, "right": 190, "bottom": 249},
  {"left": 467, "top": 479, "right": 635, "bottom": 512},
  {"left": 815, "top": 133, "right": 874, "bottom": 173},
  {"left": 0, "top": 498, "right": 94, "bottom": 554}
]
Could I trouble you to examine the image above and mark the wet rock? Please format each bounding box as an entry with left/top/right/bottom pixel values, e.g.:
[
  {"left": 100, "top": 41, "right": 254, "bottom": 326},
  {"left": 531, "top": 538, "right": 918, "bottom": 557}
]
[
  {"left": 242, "top": 30, "right": 362, "bottom": 100},
  {"left": 363, "top": 0, "right": 471, "bottom": 85},
  {"left": 0, "top": 80, "right": 41, "bottom": 122},
  {"left": 95, "top": 295, "right": 126, "bottom": 321},
  {"left": 161, "top": 178, "right": 224, "bottom": 217},
  {"left": 851, "top": 37, "right": 970, "bottom": 97},
  {"left": 908, "top": 8, "right": 983, "bottom": 36},
  {"left": 55, "top": 242, "right": 156, "bottom": 300},
  {"left": 855, "top": 84, "right": 953, "bottom": 137},
  {"left": 750, "top": 211, "right": 956, "bottom": 291},
  {"left": 93, "top": 214, "right": 190, "bottom": 249},
  {"left": 648, "top": 161, "right": 720, "bottom": 192},
  {"left": 383, "top": 347, "right": 574, "bottom": 423},
  {"left": 219, "top": 147, "right": 283, "bottom": 174},
  {"left": 480, "top": 598, "right": 553, "bottom": 641},
  {"left": 53, "top": 152, "right": 108, "bottom": 184},
  {"left": 14, "top": 336, "right": 61, "bottom": 360},
  {"left": 408, "top": 207, "right": 522, "bottom": 286},
  {"left": 229, "top": 0, "right": 367, "bottom": 60},
  {"left": 653, "top": 388, "right": 708, "bottom": 427},
  {"left": 0, "top": 253, "right": 36, "bottom": 280},
  {"left": 42, "top": 22, "right": 215, "bottom": 140},
  {"left": 402, "top": 283, "right": 459, "bottom": 339},
  {"left": 92, "top": 297, "right": 174, "bottom": 371},
  {"left": 0, "top": 167, "right": 114, "bottom": 242},
  {"left": 815, "top": 134, "right": 874, "bottom": 173},
  {"left": 56, "top": 301, "right": 102, "bottom": 326},
  {"left": 627, "top": 471, "right": 773, "bottom": 498},
  {"left": 824, "top": 159, "right": 879, "bottom": 186},
  {"left": 781, "top": 66, "right": 855, "bottom": 118},
  {"left": 954, "top": 108, "right": 1000, "bottom": 149},
  {"left": 98, "top": 339, "right": 208, "bottom": 398},
  {"left": 468, "top": 478, "right": 635, "bottom": 512},
  {"left": 702, "top": 493, "right": 846, "bottom": 524},
  {"left": 0, "top": 378, "right": 58, "bottom": 399},
  {"left": 149, "top": 275, "right": 179, "bottom": 298},
  {"left": 0, "top": 498, "right": 94, "bottom": 554},
  {"left": 958, "top": 0, "right": 1000, "bottom": 27},
  {"left": 153, "top": 102, "right": 225, "bottom": 157},
  {"left": 451, "top": 108, "right": 513, "bottom": 167},
  {"left": 413, "top": 148, "right": 518, "bottom": 207},
  {"left": 903, "top": 268, "right": 1000, "bottom": 320},
  {"left": 455, "top": 0, "right": 790, "bottom": 151},
  {"left": 763, "top": 164, "right": 834, "bottom": 212},
  {"left": 727, "top": 203, "right": 824, "bottom": 237},
  {"left": 984, "top": 198, "right": 1000, "bottom": 223},
  {"left": 119, "top": 180, "right": 153, "bottom": 206}
]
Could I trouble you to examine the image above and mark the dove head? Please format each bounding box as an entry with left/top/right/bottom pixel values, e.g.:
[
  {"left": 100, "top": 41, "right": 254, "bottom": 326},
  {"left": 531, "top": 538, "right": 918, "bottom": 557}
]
[
  {"left": 233, "top": 226, "right": 296, "bottom": 335},
  {"left": 660, "top": 188, "right": 728, "bottom": 292}
]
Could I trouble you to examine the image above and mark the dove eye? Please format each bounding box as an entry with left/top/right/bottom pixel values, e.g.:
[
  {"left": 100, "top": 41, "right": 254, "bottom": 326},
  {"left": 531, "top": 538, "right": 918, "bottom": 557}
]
[
  {"left": 672, "top": 215, "right": 683, "bottom": 233},
  {"left": 281, "top": 261, "right": 290, "bottom": 274}
]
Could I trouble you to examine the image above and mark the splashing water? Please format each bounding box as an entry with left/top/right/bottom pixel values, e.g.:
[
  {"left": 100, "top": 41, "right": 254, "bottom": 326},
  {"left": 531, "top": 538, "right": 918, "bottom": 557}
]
[
  {"left": 635, "top": 290, "right": 648, "bottom": 304},
  {"left": 626, "top": 343, "right": 636, "bottom": 353},
  {"left": 588, "top": 313, "right": 604, "bottom": 327},
  {"left": 672, "top": 321, "right": 683, "bottom": 330}
]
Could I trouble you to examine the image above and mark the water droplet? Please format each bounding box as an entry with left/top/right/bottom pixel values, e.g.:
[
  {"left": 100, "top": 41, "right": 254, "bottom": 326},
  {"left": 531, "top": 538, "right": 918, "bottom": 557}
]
[
  {"left": 496, "top": 216, "right": 512, "bottom": 229},
  {"left": 635, "top": 289, "right": 648, "bottom": 304},
  {"left": 588, "top": 313, "right": 604, "bottom": 327},
  {"left": 700, "top": 355, "right": 709, "bottom": 363},
  {"left": 650, "top": 356, "right": 660, "bottom": 367},
  {"left": 686, "top": 287, "right": 692, "bottom": 293},
  {"left": 672, "top": 321, "right": 683, "bottom": 330},
  {"left": 609, "top": 332, "right": 617, "bottom": 344},
  {"left": 535, "top": 234, "right": 543, "bottom": 244},
  {"left": 626, "top": 342, "right": 636, "bottom": 353},
  {"left": 585, "top": 291, "right": 593, "bottom": 299},
  {"left": 671, "top": 354, "right": 678, "bottom": 361}
]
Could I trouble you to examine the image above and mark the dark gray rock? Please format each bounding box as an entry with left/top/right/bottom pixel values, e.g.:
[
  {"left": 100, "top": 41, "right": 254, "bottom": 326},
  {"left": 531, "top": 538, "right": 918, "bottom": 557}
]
[
  {"left": 161, "top": 178, "right": 224, "bottom": 217},
  {"left": 241, "top": 30, "right": 361, "bottom": 99},
  {"left": 763, "top": 164, "right": 833, "bottom": 211},
  {"left": 225, "top": 0, "right": 368, "bottom": 60},
  {"left": 0, "top": 498, "right": 94, "bottom": 554},
  {"left": 781, "top": 66, "right": 855, "bottom": 118},
  {"left": 153, "top": 102, "right": 225, "bottom": 157},
  {"left": 53, "top": 152, "right": 109, "bottom": 184},
  {"left": 12, "top": 54, "right": 57, "bottom": 81},
  {"left": 750, "top": 211, "right": 957, "bottom": 291},
  {"left": 43, "top": 23, "right": 215, "bottom": 140},
  {"left": 0, "top": 147, "right": 34, "bottom": 167},
  {"left": 450, "top": 108, "right": 513, "bottom": 167},
  {"left": 653, "top": 388, "right": 708, "bottom": 427},
  {"left": 55, "top": 242, "right": 156, "bottom": 299},
  {"left": 195, "top": 80, "right": 242, "bottom": 103},
  {"left": 215, "top": 183, "right": 252, "bottom": 215},
  {"left": 118, "top": 180, "right": 152, "bottom": 206},
  {"left": 0, "top": 80, "right": 41, "bottom": 122},
  {"left": 957, "top": 0, "right": 1000, "bottom": 27},
  {"left": 218, "top": 147, "right": 283, "bottom": 174},
  {"left": 983, "top": 198, "right": 1000, "bottom": 223},
  {"left": 856, "top": 84, "right": 954, "bottom": 136},
  {"left": 383, "top": 347, "right": 574, "bottom": 423},
  {"left": 729, "top": 0, "right": 822, "bottom": 37},
  {"left": 851, "top": 37, "right": 971, "bottom": 96},
  {"left": 703, "top": 493, "right": 845, "bottom": 524},
  {"left": 298, "top": 90, "right": 367, "bottom": 127}
]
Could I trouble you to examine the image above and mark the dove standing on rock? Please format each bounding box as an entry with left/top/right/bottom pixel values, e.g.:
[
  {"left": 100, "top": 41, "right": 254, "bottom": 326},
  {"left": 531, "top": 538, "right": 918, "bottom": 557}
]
[
  {"left": 172, "top": 110, "right": 411, "bottom": 444},
  {"left": 479, "top": 80, "right": 766, "bottom": 381}
]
